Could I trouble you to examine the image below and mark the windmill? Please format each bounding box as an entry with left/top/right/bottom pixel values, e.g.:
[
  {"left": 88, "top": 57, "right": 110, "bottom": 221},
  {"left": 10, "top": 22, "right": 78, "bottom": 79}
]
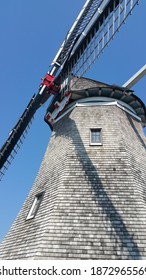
[{"left": 0, "top": 1, "right": 146, "bottom": 258}]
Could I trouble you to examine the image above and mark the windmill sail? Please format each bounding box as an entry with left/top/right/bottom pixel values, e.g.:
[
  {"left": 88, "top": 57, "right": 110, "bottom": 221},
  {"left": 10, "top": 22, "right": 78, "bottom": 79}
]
[{"left": 55, "top": 0, "right": 139, "bottom": 88}]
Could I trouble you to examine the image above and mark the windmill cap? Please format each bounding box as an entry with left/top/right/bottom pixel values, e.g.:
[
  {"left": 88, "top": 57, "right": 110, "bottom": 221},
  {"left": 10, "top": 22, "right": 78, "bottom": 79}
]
[{"left": 45, "top": 76, "right": 146, "bottom": 127}]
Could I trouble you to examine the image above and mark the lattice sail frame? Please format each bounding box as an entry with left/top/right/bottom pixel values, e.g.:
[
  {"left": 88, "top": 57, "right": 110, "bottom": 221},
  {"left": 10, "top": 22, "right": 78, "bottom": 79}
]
[
  {"left": 57, "top": 0, "right": 103, "bottom": 67},
  {"left": 50, "top": 0, "right": 103, "bottom": 75},
  {"left": 59, "top": 0, "right": 139, "bottom": 90},
  {"left": 0, "top": 97, "right": 35, "bottom": 180}
]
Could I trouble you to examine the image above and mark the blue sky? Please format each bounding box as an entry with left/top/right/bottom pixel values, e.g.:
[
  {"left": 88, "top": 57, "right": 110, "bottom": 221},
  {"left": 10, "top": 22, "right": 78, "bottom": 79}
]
[{"left": 0, "top": 0, "right": 146, "bottom": 242}]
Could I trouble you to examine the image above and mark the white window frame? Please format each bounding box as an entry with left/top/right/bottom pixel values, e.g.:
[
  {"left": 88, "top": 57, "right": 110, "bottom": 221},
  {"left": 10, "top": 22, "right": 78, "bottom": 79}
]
[
  {"left": 90, "top": 128, "right": 102, "bottom": 146},
  {"left": 26, "top": 192, "right": 44, "bottom": 220}
]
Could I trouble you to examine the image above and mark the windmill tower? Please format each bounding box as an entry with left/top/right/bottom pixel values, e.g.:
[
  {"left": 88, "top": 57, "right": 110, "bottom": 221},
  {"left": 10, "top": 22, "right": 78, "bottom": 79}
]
[{"left": 0, "top": 0, "right": 146, "bottom": 260}]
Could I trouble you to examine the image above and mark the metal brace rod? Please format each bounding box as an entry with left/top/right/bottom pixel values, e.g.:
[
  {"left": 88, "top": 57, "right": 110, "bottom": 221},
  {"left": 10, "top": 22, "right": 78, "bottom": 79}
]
[{"left": 122, "top": 64, "right": 146, "bottom": 89}]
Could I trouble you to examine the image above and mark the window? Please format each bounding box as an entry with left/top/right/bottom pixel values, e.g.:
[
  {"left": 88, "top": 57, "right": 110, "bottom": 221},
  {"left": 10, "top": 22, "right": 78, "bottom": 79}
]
[
  {"left": 26, "top": 192, "right": 44, "bottom": 220},
  {"left": 90, "top": 128, "right": 102, "bottom": 145}
]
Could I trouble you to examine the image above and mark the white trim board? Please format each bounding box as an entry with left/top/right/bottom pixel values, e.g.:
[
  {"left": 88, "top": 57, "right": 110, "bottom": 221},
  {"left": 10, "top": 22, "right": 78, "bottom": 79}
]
[{"left": 55, "top": 97, "right": 141, "bottom": 124}]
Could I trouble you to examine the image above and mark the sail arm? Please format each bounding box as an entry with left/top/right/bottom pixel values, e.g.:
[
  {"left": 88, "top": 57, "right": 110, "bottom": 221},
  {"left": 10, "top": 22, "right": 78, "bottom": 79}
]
[
  {"left": 50, "top": 0, "right": 103, "bottom": 76},
  {"left": 57, "top": 0, "right": 139, "bottom": 89}
]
